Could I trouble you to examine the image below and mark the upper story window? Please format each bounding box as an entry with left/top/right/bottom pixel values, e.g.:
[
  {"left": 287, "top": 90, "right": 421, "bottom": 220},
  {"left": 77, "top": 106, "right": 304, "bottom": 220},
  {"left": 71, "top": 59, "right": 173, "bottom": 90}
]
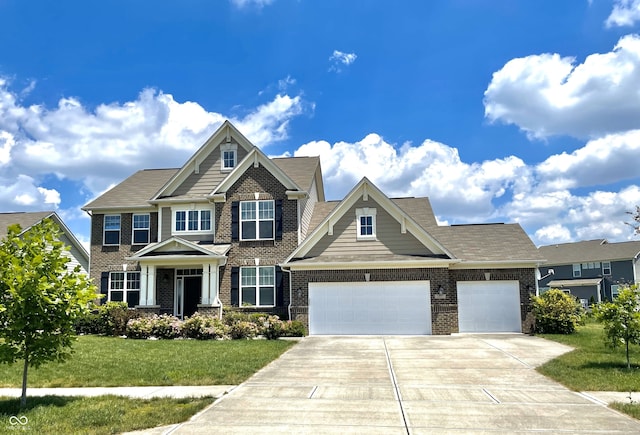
[
  {"left": 572, "top": 263, "right": 581, "bottom": 278},
  {"left": 221, "top": 143, "right": 237, "bottom": 171},
  {"left": 356, "top": 208, "right": 377, "bottom": 240},
  {"left": 240, "top": 200, "right": 274, "bottom": 240},
  {"left": 602, "top": 261, "right": 611, "bottom": 275},
  {"left": 173, "top": 208, "right": 213, "bottom": 234},
  {"left": 132, "top": 214, "right": 150, "bottom": 244},
  {"left": 104, "top": 215, "right": 121, "bottom": 246}
]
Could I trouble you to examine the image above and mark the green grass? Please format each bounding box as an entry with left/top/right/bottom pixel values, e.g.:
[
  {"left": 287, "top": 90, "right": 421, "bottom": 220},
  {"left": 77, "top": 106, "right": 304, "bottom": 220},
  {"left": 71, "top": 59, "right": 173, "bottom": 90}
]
[
  {"left": 537, "top": 320, "right": 640, "bottom": 391},
  {"left": 0, "top": 395, "right": 212, "bottom": 434},
  {"left": 611, "top": 402, "right": 640, "bottom": 420},
  {"left": 0, "top": 335, "right": 295, "bottom": 387}
]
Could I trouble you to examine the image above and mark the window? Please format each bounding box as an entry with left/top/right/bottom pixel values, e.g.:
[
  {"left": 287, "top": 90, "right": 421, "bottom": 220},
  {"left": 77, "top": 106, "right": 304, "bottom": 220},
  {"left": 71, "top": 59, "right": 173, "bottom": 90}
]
[
  {"left": 104, "top": 215, "right": 121, "bottom": 245},
  {"left": 611, "top": 284, "right": 620, "bottom": 298},
  {"left": 132, "top": 214, "right": 150, "bottom": 244},
  {"left": 356, "top": 208, "right": 377, "bottom": 240},
  {"left": 109, "top": 272, "right": 140, "bottom": 307},
  {"left": 572, "top": 264, "right": 581, "bottom": 278},
  {"left": 173, "top": 209, "right": 212, "bottom": 234},
  {"left": 221, "top": 143, "right": 237, "bottom": 171},
  {"left": 602, "top": 261, "right": 611, "bottom": 275},
  {"left": 240, "top": 200, "right": 274, "bottom": 240},
  {"left": 240, "top": 266, "right": 275, "bottom": 307}
]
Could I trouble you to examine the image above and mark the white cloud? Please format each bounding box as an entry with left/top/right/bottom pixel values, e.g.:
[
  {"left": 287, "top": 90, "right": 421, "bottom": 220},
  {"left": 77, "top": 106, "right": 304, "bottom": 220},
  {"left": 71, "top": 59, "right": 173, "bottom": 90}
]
[
  {"left": 535, "top": 224, "right": 572, "bottom": 244},
  {"left": 329, "top": 50, "right": 358, "bottom": 72},
  {"left": 0, "top": 79, "right": 307, "bottom": 200},
  {"left": 484, "top": 35, "right": 640, "bottom": 139},
  {"left": 606, "top": 0, "right": 640, "bottom": 27},
  {"left": 0, "top": 174, "right": 60, "bottom": 210}
]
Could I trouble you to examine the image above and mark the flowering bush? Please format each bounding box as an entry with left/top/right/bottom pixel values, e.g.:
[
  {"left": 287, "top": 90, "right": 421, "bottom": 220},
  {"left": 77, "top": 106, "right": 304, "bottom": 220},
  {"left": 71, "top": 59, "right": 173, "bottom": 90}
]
[
  {"left": 229, "top": 321, "right": 260, "bottom": 339},
  {"left": 183, "top": 312, "right": 230, "bottom": 340},
  {"left": 150, "top": 314, "right": 183, "bottom": 339}
]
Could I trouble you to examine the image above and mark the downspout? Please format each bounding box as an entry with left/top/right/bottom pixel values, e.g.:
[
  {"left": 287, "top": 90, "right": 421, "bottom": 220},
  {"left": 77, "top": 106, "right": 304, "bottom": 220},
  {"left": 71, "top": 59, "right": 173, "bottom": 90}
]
[
  {"left": 282, "top": 266, "right": 293, "bottom": 320},
  {"left": 216, "top": 263, "right": 225, "bottom": 320}
]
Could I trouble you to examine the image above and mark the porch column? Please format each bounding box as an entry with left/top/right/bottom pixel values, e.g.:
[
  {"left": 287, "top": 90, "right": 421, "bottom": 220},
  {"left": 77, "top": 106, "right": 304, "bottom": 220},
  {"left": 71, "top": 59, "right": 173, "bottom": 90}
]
[
  {"left": 139, "top": 265, "right": 149, "bottom": 305},
  {"left": 147, "top": 265, "right": 156, "bottom": 305},
  {"left": 201, "top": 263, "right": 211, "bottom": 305}
]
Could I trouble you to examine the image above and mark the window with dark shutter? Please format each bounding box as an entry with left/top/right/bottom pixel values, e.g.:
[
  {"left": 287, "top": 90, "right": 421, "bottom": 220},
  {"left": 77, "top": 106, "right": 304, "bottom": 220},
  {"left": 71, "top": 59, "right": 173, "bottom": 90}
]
[
  {"left": 275, "top": 200, "right": 283, "bottom": 240},
  {"left": 231, "top": 202, "right": 239, "bottom": 242},
  {"left": 231, "top": 267, "right": 239, "bottom": 306},
  {"left": 275, "top": 266, "right": 284, "bottom": 306}
]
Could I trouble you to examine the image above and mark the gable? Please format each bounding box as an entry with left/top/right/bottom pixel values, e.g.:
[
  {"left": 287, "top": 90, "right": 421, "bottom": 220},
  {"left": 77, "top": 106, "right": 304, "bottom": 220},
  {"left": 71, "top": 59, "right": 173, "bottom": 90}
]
[{"left": 307, "top": 196, "right": 431, "bottom": 257}]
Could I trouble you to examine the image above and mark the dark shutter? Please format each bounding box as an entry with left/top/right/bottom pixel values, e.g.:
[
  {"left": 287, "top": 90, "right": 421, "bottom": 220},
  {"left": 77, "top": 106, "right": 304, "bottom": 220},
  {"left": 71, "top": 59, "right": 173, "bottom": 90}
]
[
  {"left": 230, "top": 267, "right": 239, "bottom": 306},
  {"left": 100, "top": 271, "right": 109, "bottom": 301},
  {"left": 275, "top": 199, "right": 283, "bottom": 240},
  {"left": 231, "top": 201, "right": 239, "bottom": 242},
  {"left": 275, "top": 266, "right": 284, "bottom": 307}
]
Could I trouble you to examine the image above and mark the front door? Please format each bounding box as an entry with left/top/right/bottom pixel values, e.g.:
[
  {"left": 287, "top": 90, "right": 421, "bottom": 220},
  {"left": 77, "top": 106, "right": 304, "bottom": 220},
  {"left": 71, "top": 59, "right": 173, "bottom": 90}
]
[{"left": 175, "top": 269, "right": 203, "bottom": 319}]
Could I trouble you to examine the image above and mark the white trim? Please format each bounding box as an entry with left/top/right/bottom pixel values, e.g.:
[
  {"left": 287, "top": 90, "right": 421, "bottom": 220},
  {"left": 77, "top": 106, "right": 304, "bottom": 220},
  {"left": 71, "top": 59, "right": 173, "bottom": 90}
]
[
  {"left": 171, "top": 205, "right": 214, "bottom": 237},
  {"left": 283, "top": 258, "right": 455, "bottom": 271},
  {"left": 132, "top": 213, "right": 150, "bottom": 245},
  {"left": 240, "top": 266, "right": 276, "bottom": 307},
  {"left": 220, "top": 142, "right": 238, "bottom": 171},
  {"left": 108, "top": 271, "right": 141, "bottom": 306},
  {"left": 356, "top": 207, "right": 377, "bottom": 241},
  {"left": 239, "top": 199, "right": 275, "bottom": 241}
]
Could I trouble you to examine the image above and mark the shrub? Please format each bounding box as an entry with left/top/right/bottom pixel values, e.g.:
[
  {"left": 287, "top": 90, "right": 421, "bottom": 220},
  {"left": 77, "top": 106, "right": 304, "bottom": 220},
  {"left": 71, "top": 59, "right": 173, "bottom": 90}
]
[
  {"left": 282, "top": 320, "right": 306, "bottom": 337},
  {"left": 126, "top": 316, "right": 153, "bottom": 339},
  {"left": 150, "top": 314, "right": 183, "bottom": 339},
  {"left": 183, "top": 313, "right": 230, "bottom": 340},
  {"left": 100, "top": 302, "right": 138, "bottom": 336},
  {"left": 229, "top": 321, "right": 259, "bottom": 339},
  {"left": 261, "top": 315, "right": 285, "bottom": 340},
  {"left": 532, "top": 289, "right": 585, "bottom": 334},
  {"left": 75, "top": 309, "right": 102, "bottom": 335}
]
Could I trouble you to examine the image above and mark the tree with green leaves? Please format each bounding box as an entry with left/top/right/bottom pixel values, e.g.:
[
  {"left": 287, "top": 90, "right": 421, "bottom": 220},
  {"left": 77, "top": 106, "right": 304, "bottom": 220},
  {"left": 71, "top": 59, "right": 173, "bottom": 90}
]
[
  {"left": 0, "top": 218, "right": 98, "bottom": 407},
  {"left": 594, "top": 285, "right": 640, "bottom": 370},
  {"left": 531, "top": 288, "right": 585, "bottom": 334},
  {"left": 628, "top": 205, "right": 640, "bottom": 235}
]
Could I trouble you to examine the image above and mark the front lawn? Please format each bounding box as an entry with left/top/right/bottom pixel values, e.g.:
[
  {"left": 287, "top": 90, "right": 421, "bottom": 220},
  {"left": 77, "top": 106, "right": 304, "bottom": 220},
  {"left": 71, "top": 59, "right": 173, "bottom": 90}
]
[
  {"left": 0, "top": 335, "right": 296, "bottom": 387},
  {"left": 0, "top": 395, "right": 212, "bottom": 434},
  {"left": 537, "top": 320, "right": 640, "bottom": 392}
]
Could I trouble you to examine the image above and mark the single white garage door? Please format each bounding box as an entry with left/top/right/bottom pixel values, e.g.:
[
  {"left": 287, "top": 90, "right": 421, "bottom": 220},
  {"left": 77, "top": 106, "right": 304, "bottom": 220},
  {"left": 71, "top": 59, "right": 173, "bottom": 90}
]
[
  {"left": 309, "top": 281, "right": 431, "bottom": 335},
  {"left": 457, "top": 280, "right": 522, "bottom": 333}
]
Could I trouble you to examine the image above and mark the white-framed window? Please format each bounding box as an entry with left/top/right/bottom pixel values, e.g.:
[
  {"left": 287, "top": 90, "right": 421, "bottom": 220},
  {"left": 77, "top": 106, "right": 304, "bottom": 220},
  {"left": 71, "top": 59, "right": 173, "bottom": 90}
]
[
  {"left": 104, "top": 215, "right": 121, "bottom": 246},
  {"left": 132, "top": 214, "right": 150, "bottom": 244},
  {"left": 240, "top": 200, "right": 274, "bottom": 240},
  {"left": 109, "top": 271, "right": 140, "bottom": 307},
  {"left": 611, "top": 284, "right": 620, "bottom": 298},
  {"left": 602, "top": 261, "right": 611, "bottom": 275},
  {"left": 173, "top": 208, "right": 212, "bottom": 234},
  {"left": 221, "top": 143, "right": 237, "bottom": 171},
  {"left": 572, "top": 264, "right": 581, "bottom": 278},
  {"left": 356, "top": 208, "right": 377, "bottom": 240},
  {"left": 240, "top": 266, "right": 275, "bottom": 307}
]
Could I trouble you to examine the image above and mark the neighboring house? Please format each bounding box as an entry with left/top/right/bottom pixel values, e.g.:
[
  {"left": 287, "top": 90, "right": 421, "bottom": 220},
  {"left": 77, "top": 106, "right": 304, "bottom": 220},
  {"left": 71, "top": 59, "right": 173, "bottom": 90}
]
[
  {"left": 83, "top": 120, "right": 543, "bottom": 335},
  {"left": 0, "top": 211, "right": 89, "bottom": 275},
  {"left": 538, "top": 239, "right": 640, "bottom": 304}
]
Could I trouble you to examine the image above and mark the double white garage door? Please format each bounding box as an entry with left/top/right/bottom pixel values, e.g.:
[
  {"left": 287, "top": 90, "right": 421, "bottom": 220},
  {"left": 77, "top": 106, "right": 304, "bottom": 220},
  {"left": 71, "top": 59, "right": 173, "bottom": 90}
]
[{"left": 308, "top": 280, "right": 521, "bottom": 335}]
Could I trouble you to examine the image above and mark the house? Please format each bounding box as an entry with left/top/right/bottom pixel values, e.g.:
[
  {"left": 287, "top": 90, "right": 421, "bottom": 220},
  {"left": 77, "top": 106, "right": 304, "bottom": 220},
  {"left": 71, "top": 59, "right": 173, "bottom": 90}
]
[
  {"left": 0, "top": 211, "right": 89, "bottom": 275},
  {"left": 83, "top": 120, "right": 543, "bottom": 335},
  {"left": 538, "top": 239, "right": 640, "bottom": 304}
]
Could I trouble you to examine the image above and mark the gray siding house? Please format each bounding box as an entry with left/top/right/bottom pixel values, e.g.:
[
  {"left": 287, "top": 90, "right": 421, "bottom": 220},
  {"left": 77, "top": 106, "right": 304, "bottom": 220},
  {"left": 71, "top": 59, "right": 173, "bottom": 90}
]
[
  {"left": 83, "top": 121, "right": 544, "bottom": 335},
  {"left": 0, "top": 211, "right": 89, "bottom": 275},
  {"left": 538, "top": 239, "right": 640, "bottom": 304}
]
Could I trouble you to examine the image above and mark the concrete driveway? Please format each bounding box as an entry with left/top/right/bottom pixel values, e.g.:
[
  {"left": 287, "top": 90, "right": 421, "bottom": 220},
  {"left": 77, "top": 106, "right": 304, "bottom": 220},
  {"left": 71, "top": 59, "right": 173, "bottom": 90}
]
[{"left": 174, "top": 335, "right": 640, "bottom": 434}]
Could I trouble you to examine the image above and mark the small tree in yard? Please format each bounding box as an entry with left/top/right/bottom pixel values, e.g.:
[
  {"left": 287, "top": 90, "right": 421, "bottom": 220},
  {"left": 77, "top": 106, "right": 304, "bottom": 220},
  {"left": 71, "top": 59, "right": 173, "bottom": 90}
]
[
  {"left": 0, "top": 219, "right": 98, "bottom": 407},
  {"left": 531, "top": 289, "right": 585, "bottom": 334},
  {"left": 594, "top": 285, "right": 640, "bottom": 370}
]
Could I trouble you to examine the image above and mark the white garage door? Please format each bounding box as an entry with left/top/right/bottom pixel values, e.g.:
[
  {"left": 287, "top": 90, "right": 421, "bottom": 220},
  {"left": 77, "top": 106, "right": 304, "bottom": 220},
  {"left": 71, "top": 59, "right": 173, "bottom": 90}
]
[
  {"left": 457, "top": 280, "right": 522, "bottom": 333},
  {"left": 309, "top": 281, "right": 431, "bottom": 335}
]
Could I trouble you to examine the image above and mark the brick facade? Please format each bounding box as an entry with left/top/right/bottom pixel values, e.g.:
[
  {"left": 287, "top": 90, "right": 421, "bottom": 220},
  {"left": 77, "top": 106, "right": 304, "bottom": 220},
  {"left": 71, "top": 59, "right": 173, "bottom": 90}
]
[{"left": 290, "top": 267, "right": 536, "bottom": 335}]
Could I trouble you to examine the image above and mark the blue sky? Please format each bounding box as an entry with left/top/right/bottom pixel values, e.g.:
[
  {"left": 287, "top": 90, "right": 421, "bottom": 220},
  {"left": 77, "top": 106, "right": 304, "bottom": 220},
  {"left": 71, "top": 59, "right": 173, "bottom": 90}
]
[{"left": 1, "top": 0, "right": 640, "bottom": 249}]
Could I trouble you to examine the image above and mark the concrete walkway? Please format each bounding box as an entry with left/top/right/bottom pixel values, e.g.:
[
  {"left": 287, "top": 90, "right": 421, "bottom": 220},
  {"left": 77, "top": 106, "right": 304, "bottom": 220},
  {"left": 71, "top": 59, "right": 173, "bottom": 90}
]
[{"left": 0, "top": 385, "right": 234, "bottom": 399}]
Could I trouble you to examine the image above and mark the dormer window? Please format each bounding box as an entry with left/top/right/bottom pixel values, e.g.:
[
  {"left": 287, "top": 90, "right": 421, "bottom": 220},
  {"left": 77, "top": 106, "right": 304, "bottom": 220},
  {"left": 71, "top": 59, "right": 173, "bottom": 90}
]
[
  {"left": 356, "top": 208, "right": 377, "bottom": 240},
  {"left": 221, "top": 143, "right": 237, "bottom": 171}
]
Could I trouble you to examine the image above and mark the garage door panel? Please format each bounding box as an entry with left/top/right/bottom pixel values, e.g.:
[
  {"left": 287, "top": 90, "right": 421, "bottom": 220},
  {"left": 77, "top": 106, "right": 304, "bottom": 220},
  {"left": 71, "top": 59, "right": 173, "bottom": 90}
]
[
  {"left": 309, "top": 281, "right": 431, "bottom": 335},
  {"left": 457, "top": 281, "right": 521, "bottom": 333}
]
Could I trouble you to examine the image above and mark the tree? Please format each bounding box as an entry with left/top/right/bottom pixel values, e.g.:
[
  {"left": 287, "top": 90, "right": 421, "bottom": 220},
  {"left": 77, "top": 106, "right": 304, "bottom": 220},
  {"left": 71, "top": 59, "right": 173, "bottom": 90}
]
[
  {"left": 628, "top": 205, "right": 640, "bottom": 235},
  {"left": 531, "top": 289, "right": 585, "bottom": 334},
  {"left": 594, "top": 285, "right": 640, "bottom": 370},
  {"left": 0, "top": 219, "right": 98, "bottom": 407}
]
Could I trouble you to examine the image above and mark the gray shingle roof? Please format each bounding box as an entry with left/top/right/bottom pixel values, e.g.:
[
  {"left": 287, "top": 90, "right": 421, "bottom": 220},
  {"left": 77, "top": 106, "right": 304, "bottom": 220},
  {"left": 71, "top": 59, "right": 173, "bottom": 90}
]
[
  {"left": 272, "top": 156, "right": 320, "bottom": 191},
  {"left": 83, "top": 169, "right": 179, "bottom": 210},
  {"left": 433, "top": 224, "right": 544, "bottom": 262},
  {"left": 539, "top": 239, "right": 640, "bottom": 264},
  {"left": 0, "top": 211, "right": 55, "bottom": 239}
]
